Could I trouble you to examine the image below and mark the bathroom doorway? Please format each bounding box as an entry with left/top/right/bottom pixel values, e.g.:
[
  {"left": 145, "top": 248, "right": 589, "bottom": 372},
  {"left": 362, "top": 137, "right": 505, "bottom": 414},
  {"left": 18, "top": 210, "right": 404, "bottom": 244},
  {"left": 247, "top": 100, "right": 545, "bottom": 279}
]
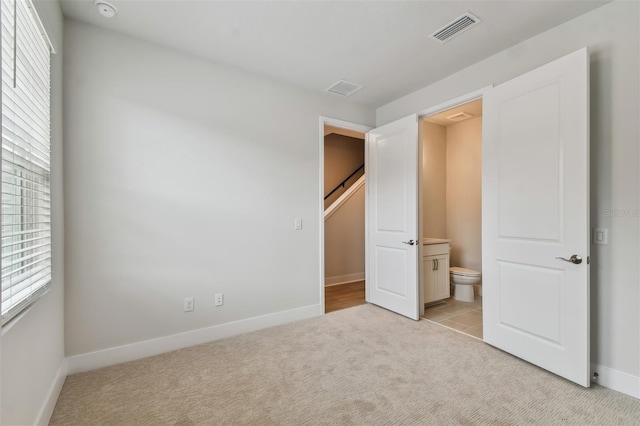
[
  {"left": 367, "top": 49, "right": 589, "bottom": 386},
  {"left": 419, "top": 99, "right": 483, "bottom": 339}
]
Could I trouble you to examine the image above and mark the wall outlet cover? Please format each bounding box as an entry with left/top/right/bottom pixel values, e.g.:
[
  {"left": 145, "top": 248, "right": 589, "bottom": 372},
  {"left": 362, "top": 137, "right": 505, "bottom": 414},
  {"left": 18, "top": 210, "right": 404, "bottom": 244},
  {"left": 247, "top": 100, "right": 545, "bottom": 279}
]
[
  {"left": 184, "top": 297, "right": 195, "bottom": 312},
  {"left": 592, "top": 227, "right": 608, "bottom": 245},
  {"left": 215, "top": 293, "right": 224, "bottom": 307}
]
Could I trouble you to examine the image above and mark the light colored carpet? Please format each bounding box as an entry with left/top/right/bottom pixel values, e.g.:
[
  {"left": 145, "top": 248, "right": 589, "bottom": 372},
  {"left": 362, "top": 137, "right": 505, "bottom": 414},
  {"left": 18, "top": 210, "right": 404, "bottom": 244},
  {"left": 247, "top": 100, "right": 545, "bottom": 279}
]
[{"left": 50, "top": 304, "right": 640, "bottom": 425}]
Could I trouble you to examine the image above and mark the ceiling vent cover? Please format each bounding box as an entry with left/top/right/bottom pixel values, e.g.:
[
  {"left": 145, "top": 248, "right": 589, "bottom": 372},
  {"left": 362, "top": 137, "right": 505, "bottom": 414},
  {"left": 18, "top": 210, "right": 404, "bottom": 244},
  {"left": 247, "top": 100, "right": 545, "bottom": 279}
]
[
  {"left": 430, "top": 12, "right": 481, "bottom": 43},
  {"left": 326, "top": 80, "right": 363, "bottom": 97},
  {"left": 447, "top": 111, "right": 474, "bottom": 122}
]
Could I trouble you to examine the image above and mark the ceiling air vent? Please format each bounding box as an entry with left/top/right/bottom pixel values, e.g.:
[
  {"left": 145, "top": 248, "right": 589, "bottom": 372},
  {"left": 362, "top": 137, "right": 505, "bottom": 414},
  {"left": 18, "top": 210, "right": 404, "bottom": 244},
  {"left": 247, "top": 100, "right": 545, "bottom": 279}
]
[
  {"left": 326, "top": 80, "right": 363, "bottom": 97},
  {"left": 447, "top": 111, "right": 474, "bottom": 122},
  {"left": 430, "top": 12, "right": 481, "bottom": 43}
]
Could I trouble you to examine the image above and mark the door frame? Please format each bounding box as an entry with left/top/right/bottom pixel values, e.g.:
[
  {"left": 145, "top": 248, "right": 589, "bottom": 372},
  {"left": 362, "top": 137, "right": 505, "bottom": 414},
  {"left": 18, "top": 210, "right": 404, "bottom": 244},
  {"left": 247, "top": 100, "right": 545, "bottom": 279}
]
[
  {"left": 318, "top": 116, "right": 372, "bottom": 313},
  {"left": 416, "top": 88, "right": 490, "bottom": 118},
  {"left": 416, "top": 87, "right": 491, "bottom": 318},
  {"left": 318, "top": 89, "right": 491, "bottom": 315}
]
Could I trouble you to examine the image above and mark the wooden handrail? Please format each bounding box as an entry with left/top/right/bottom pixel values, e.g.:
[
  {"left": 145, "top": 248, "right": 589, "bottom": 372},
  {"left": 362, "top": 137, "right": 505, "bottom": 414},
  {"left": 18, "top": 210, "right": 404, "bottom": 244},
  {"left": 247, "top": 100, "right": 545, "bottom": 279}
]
[{"left": 324, "top": 164, "right": 364, "bottom": 200}]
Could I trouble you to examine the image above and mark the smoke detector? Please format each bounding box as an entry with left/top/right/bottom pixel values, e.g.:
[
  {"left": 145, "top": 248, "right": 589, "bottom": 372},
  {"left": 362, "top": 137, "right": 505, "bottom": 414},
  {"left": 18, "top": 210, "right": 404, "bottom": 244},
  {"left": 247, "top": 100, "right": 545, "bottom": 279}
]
[{"left": 95, "top": 0, "right": 117, "bottom": 18}]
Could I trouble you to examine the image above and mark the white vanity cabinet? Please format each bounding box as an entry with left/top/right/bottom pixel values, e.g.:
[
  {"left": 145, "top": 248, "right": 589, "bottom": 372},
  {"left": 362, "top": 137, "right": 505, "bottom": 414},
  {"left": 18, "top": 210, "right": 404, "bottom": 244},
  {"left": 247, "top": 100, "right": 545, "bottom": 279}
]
[{"left": 422, "top": 240, "right": 450, "bottom": 304}]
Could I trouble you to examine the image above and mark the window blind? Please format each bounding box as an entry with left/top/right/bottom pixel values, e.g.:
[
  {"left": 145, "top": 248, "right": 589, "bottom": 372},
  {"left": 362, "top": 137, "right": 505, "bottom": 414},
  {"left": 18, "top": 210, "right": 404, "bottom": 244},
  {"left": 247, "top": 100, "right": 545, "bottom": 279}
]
[{"left": 1, "top": 0, "right": 52, "bottom": 325}]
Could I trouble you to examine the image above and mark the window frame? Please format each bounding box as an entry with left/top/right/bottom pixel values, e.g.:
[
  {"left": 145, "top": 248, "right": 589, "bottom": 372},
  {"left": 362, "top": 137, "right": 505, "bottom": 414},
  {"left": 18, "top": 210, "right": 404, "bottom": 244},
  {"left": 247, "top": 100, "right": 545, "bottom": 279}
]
[{"left": 1, "top": 0, "right": 55, "bottom": 326}]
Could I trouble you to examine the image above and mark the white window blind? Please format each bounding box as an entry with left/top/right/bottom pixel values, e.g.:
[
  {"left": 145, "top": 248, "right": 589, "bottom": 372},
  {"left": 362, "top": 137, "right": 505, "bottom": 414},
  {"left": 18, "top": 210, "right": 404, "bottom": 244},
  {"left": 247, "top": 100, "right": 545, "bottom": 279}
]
[{"left": 1, "top": 0, "right": 52, "bottom": 325}]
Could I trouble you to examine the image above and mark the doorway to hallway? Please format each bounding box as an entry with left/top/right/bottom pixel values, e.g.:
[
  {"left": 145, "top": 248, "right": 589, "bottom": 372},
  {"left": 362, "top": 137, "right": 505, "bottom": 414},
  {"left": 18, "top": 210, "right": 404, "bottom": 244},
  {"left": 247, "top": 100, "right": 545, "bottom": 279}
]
[{"left": 319, "top": 117, "right": 372, "bottom": 314}]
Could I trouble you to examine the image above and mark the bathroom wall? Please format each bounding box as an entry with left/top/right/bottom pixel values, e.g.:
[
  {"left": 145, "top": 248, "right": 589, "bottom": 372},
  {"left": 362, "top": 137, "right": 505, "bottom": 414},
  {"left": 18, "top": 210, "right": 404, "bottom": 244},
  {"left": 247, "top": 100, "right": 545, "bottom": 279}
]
[
  {"left": 421, "top": 121, "right": 446, "bottom": 238},
  {"left": 422, "top": 116, "right": 482, "bottom": 274},
  {"left": 446, "top": 117, "right": 482, "bottom": 274}
]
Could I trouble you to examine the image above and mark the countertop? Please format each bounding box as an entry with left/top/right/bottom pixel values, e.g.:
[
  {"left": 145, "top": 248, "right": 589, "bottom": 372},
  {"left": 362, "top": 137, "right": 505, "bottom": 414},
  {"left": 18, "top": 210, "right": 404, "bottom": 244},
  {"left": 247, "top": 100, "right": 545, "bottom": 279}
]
[{"left": 422, "top": 238, "right": 451, "bottom": 245}]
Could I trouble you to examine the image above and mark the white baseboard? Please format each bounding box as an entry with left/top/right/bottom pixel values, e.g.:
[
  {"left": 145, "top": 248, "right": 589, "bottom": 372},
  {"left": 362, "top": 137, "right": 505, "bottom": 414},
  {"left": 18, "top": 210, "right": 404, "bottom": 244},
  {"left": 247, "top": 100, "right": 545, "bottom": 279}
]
[
  {"left": 591, "top": 363, "right": 640, "bottom": 398},
  {"left": 35, "top": 359, "right": 68, "bottom": 425},
  {"left": 66, "top": 304, "right": 323, "bottom": 375},
  {"left": 325, "top": 272, "right": 365, "bottom": 286}
]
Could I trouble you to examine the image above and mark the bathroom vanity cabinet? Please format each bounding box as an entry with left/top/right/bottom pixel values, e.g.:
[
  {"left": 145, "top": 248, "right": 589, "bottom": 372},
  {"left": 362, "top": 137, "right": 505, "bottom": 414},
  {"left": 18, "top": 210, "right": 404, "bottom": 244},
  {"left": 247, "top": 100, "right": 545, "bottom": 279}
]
[{"left": 422, "top": 239, "right": 450, "bottom": 304}]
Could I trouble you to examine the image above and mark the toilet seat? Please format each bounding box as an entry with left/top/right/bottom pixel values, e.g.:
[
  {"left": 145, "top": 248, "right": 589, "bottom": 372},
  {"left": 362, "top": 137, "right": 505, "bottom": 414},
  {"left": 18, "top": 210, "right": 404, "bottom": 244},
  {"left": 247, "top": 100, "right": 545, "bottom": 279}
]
[{"left": 450, "top": 266, "right": 481, "bottom": 277}]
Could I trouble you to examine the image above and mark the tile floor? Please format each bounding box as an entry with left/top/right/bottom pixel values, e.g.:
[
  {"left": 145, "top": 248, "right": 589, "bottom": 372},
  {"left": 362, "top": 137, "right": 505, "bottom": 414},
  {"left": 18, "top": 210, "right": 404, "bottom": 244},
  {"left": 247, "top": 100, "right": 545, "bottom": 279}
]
[{"left": 422, "top": 296, "right": 483, "bottom": 339}]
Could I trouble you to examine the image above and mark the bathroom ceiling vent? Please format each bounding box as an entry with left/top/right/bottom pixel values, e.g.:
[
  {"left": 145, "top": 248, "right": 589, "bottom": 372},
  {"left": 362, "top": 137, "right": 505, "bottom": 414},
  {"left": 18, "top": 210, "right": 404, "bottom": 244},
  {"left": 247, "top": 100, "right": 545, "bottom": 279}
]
[
  {"left": 326, "top": 80, "right": 363, "bottom": 97},
  {"left": 447, "top": 111, "right": 474, "bottom": 122},
  {"left": 430, "top": 12, "right": 481, "bottom": 43}
]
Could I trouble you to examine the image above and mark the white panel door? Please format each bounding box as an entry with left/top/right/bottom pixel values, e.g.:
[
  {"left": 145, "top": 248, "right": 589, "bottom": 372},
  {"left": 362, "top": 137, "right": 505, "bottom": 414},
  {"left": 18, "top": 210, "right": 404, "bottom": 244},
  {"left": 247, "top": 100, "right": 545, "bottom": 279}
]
[
  {"left": 483, "top": 48, "right": 590, "bottom": 386},
  {"left": 366, "top": 115, "right": 419, "bottom": 320}
]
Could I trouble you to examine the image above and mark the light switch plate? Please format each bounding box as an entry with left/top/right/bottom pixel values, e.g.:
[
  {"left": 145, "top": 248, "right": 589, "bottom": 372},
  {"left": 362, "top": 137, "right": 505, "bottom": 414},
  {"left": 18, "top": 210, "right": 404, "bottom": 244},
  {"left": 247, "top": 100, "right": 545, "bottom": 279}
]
[
  {"left": 592, "top": 227, "right": 608, "bottom": 245},
  {"left": 294, "top": 218, "right": 303, "bottom": 230}
]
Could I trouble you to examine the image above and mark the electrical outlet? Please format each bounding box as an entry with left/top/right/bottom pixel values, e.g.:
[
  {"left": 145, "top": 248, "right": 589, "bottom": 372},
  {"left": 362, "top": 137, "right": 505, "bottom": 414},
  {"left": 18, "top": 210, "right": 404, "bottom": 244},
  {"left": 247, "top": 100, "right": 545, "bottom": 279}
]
[
  {"left": 215, "top": 293, "right": 224, "bottom": 307},
  {"left": 184, "top": 297, "right": 194, "bottom": 312}
]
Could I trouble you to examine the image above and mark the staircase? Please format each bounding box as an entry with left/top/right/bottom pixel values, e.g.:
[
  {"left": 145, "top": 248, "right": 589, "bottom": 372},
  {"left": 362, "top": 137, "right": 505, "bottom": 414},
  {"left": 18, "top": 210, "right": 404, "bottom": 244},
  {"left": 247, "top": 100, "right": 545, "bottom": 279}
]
[
  {"left": 324, "top": 175, "right": 365, "bottom": 220},
  {"left": 324, "top": 170, "right": 365, "bottom": 286},
  {"left": 324, "top": 163, "right": 364, "bottom": 210}
]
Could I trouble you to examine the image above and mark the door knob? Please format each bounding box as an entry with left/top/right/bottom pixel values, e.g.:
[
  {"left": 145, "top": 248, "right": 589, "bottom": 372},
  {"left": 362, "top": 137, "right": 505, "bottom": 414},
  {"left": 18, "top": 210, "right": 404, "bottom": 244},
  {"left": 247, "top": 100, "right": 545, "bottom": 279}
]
[
  {"left": 402, "top": 239, "right": 416, "bottom": 246},
  {"left": 556, "top": 254, "right": 582, "bottom": 264}
]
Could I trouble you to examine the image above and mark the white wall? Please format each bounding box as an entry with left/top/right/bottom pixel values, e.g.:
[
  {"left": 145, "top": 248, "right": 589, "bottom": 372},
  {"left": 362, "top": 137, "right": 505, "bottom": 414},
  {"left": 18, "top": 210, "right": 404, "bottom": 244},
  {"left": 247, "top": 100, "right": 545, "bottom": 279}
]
[
  {"left": 1, "top": 1, "right": 66, "bottom": 425},
  {"left": 324, "top": 183, "right": 365, "bottom": 285},
  {"left": 378, "top": 1, "right": 640, "bottom": 385},
  {"left": 63, "top": 19, "right": 373, "bottom": 358},
  {"left": 446, "top": 117, "right": 482, "bottom": 274}
]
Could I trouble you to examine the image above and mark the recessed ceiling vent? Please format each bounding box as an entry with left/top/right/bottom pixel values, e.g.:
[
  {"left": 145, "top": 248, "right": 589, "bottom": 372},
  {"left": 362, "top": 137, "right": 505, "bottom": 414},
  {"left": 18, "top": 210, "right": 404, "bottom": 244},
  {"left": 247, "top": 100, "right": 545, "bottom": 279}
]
[
  {"left": 430, "top": 12, "right": 481, "bottom": 43},
  {"left": 326, "top": 80, "right": 363, "bottom": 97},
  {"left": 447, "top": 111, "right": 474, "bottom": 122}
]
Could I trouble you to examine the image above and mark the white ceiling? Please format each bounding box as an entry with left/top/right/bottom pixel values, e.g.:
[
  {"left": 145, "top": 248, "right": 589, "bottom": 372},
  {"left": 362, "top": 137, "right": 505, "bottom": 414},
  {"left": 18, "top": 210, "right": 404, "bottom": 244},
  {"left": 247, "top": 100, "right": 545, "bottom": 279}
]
[{"left": 60, "top": 0, "right": 609, "bottom": 108}]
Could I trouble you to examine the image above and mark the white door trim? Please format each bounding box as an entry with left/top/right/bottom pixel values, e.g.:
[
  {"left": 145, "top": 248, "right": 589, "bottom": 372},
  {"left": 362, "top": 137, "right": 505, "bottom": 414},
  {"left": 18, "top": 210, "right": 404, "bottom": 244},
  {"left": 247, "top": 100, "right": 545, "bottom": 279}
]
[
  {"left": 318, "top": 116, "right": 372, "bottom": 313},
  {"left": 417, "top": 87, "right": 492, "bottom": 120}
]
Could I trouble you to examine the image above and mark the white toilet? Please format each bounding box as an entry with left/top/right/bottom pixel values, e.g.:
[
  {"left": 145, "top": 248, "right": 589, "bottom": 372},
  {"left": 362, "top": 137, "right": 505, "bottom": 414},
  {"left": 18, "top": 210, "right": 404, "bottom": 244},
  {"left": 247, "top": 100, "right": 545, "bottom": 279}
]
[{"left": 450, "top": 267, "right": 481, "bottom": 302}]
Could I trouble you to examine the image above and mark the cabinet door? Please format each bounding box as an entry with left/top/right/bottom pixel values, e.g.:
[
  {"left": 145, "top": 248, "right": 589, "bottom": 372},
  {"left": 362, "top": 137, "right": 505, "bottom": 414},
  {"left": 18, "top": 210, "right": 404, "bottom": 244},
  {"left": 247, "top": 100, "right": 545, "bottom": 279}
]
[
  {"left": 423, "top": 254, "right": 450, "bottom": 303},
  {"left": 423, "top": 256, "right": 438, "bottom": 303},
  {"left": 434, "top": 254, "right": 450, "bottom": 300}
]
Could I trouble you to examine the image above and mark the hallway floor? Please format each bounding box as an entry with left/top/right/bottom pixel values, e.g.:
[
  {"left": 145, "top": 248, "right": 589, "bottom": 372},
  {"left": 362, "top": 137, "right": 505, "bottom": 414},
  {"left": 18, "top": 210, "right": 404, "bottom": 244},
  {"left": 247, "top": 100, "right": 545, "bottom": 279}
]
[
  {"left": 423, "top": 295, "right": 483, "bottom": 339},
  {"left": 325, "top": 281, "right": 366, "bottom": 313}
]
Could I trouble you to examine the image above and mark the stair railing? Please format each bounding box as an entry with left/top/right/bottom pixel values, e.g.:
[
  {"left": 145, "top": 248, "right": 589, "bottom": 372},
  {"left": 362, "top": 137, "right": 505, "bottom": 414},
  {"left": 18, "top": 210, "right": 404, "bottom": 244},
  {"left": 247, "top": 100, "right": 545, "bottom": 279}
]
[{"left": 324, "top": 164, "right": 364, "bottom": 201}]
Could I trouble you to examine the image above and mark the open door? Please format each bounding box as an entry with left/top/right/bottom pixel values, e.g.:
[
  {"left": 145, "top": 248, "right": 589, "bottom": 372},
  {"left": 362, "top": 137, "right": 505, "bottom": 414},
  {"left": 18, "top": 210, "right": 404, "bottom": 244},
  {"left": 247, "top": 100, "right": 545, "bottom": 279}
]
[
  {"left": 366, "top": 114, "right": 419, "bottom": 320},
  {"left": 483, "top": 48, "right": 590, "bottom": 386}
]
